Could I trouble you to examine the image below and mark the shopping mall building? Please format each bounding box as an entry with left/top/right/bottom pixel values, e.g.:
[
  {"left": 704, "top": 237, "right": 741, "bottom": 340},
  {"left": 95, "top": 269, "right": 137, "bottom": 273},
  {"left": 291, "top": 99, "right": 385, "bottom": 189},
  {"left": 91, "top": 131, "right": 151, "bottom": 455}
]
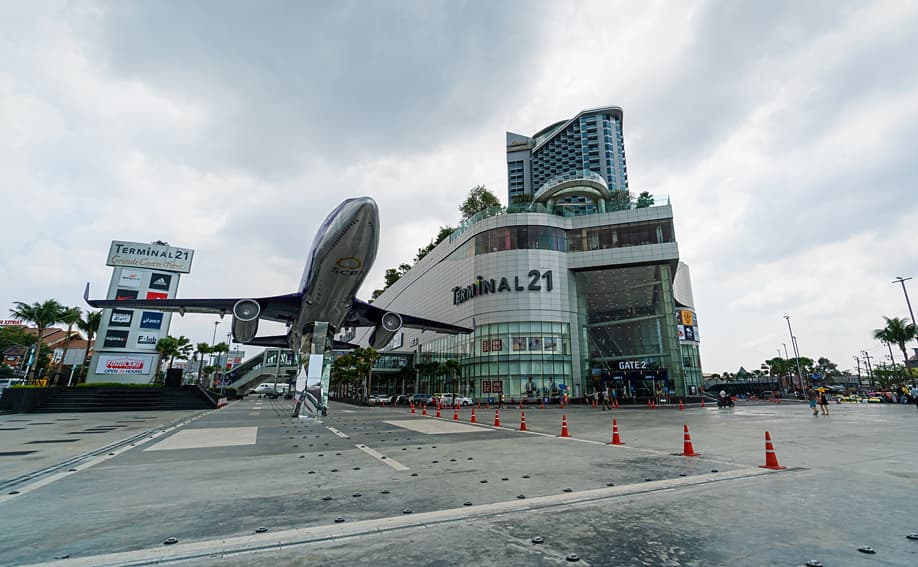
[{"left": 347, "top": 106, "right": 702, "bottom": 402}]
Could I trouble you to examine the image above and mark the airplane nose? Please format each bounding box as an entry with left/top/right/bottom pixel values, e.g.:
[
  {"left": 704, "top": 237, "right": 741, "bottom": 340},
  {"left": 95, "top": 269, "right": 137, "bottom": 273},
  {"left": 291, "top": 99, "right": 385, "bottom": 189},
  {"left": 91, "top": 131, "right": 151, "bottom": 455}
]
[{"left": 352, "top": 196, "right": 378, "bottom": 221}]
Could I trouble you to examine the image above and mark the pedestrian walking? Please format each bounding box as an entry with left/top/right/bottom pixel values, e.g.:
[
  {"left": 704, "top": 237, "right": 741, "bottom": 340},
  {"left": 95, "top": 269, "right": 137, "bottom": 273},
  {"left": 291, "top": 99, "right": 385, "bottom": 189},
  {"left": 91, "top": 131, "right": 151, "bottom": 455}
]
[
  {"left": 808, "top": 388, "right": 819, "bottom": 416},
  {"left": 819, "top": 390, "right": 829, "bottom": 415},
  {"left": 602, "top": 388, "right": 611, "bottom": 411},
  {"left": 498, "top": 392, "right": 504, "bottom": 409}
]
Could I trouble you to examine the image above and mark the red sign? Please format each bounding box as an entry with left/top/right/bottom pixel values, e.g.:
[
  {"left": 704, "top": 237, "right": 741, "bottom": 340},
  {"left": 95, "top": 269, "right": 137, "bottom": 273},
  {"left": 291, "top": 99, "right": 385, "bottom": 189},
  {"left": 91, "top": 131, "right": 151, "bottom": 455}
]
[
  {"left": 482, "top": 381, "right": 491, "bottom": 393},
  {"left": 491, "top": 339, "right": 503, "bottom": 352},
  {"left": 482, "top": 340, "right": 490, "bottom": 353},
  {"left": 491, "top": 380, "right": 503, "bottom": 393},
  {"left": 146, "top": 291, "right": 168, "bottom": 300}
]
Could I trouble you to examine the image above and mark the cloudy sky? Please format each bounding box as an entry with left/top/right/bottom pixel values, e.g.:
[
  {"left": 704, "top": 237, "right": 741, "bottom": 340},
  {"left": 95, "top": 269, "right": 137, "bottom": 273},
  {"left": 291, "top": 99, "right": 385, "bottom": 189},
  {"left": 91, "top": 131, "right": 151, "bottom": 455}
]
[{"left": 2, "top": 0, "right": 917, "bottom": 373}]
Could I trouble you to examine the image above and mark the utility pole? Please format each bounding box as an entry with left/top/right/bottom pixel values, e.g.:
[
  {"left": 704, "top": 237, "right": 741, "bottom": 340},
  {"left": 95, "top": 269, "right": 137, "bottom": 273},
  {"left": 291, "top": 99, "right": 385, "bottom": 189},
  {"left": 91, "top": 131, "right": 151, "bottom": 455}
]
[
  {"left": 784, "top": 316, "right": 806, "bottom": 392},
  {"left": 862, "top": 351, "right": 874, "bottom": 388},
  {"left": 854, "top": 355, "right": 862, "bottom": 387},
  {"left": 892, "top": 276, "right": 918, "bottom": 361}
]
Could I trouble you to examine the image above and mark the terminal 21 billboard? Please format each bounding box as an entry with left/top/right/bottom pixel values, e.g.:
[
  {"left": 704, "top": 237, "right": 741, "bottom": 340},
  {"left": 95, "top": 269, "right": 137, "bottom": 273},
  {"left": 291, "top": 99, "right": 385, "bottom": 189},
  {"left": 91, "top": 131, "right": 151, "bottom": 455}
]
[{"left": 87, "top": 241, "right": 194, "bottom": 384}]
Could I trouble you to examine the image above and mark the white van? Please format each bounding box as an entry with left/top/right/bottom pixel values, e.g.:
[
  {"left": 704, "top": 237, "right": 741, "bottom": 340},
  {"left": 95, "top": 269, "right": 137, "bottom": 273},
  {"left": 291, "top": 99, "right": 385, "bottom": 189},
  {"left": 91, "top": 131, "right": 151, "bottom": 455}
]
[{"left": 0, "top": 378, "right": 26, "bottom": 397}]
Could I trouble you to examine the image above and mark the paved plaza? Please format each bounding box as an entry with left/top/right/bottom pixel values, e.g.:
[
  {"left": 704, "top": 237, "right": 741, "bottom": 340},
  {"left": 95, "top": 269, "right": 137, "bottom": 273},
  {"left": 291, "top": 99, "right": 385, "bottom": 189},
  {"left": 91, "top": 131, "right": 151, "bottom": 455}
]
[{"left": 1, "top": 398, "right": 916, "bottom": 566}]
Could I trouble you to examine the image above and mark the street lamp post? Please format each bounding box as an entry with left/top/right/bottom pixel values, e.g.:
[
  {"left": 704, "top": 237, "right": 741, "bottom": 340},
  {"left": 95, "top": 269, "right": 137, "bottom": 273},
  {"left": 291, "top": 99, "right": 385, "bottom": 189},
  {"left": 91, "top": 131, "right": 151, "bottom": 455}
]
[
  {"left": 784, "top": 315, "right": 806, "bottom": 392},
  {"left": 892, "top": 277, "right": 918, "bottom": 362}
]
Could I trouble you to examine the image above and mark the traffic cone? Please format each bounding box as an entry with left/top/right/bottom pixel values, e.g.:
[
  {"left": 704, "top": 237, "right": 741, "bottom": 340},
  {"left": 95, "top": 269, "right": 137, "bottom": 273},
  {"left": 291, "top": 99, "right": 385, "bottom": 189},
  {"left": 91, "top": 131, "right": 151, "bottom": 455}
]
[
  {"left": 470, "top": 408, "right": 477, "bottom": 423},
  {"left": 494, "top": 409, "right": 501, "bottom": 427},
  {"left": 410, "top": 402, "right": 416, "bottom": 414},
  {"left": 422, "top": 405, "right": 427, "bottom": 416},
  {"left": 453, "top": 406, "right": 459, "bottom": 421},
  {"left": 651, "top": 400, "right": 656, "bottom": 410},
  {"left": 681, "top": 424, "right": 700, "bottom": 456},
  {"left": 608, "top": 419, "right": 624, "bottom": 445},
  {"left": 559, "top": 414, "right": 570, "bottom": 437},
  {"left": 700, "top": 398, "right": 705, "bottom": 408},
  {"left": 540, "top": 399, "right": 545, "bottom": 409},
  {"left": 592, "top": 399, "right": 596, "bottom": 409},
  {"left": 435, "top": 405, "right": 441, "bottom": 418},
  {"left": 519, "top": 411, "right": 528, "bottom": 431},
  {"left": 760, "top": 431, "right": 787, "bottom": 470},
  {"left": 679, "top": 399, "right": 684, "bottom": 411},
  {"left": 647, "top": 399, "right": 652, "bottom": 409},
  {"left": 519, "top": 400, "right": 523, "bottom": 410}
]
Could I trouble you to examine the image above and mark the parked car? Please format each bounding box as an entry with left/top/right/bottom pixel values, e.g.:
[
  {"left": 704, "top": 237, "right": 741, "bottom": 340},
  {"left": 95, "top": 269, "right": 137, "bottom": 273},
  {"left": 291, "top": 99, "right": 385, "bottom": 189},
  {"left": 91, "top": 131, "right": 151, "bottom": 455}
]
[
  {"left": 0, "top": 378, "right": 26, "bottom": 397},
  {"left": 368, "top": 394, "right": 391, "bottom": 405},
  {"left": 434, "top": 393, "right": 474, "bottom": 406},
  {"left": 410, "top": 394, "right": 431, "bottom": 406}
]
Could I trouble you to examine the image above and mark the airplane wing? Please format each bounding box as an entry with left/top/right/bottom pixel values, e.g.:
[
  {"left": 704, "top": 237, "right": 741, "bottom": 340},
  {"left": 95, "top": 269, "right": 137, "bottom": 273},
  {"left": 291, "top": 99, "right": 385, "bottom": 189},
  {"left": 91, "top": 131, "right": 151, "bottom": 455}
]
[
  {"left": 83, "top": 283, "right": 302, "bottom": 324},
  {"left": 349, "top": 298, "right": 473, "bottom": 334}
]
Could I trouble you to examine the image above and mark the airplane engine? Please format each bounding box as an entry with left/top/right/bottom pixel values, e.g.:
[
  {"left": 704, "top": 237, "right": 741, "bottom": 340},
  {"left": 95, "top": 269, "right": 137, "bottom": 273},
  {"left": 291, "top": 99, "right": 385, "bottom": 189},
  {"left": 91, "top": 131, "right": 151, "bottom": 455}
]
[
  {"left": 368, "top": 311, "right": 402, "bottom": 349},
  {"left": 232, "top": 299, "right": 261, "bottom": 343}
]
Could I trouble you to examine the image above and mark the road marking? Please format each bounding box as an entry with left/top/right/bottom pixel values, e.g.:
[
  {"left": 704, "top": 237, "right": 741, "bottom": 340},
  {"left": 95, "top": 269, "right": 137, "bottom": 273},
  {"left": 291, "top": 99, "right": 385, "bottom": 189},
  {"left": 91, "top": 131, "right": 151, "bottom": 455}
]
[
  {"left": 145, "top": 427, "right": 257, "bottom": 451},
  {"left": 24, "top": 466, "right": 792, "bottom": 566},
  {"left": 384, "top": 419, "right": 495, "bottom": 435},
  {"left": 326, "top": 426, "right": 350, "bottom": 439},
  {"left": 355, "top": 443, "right": 409, "bottom": 471}
]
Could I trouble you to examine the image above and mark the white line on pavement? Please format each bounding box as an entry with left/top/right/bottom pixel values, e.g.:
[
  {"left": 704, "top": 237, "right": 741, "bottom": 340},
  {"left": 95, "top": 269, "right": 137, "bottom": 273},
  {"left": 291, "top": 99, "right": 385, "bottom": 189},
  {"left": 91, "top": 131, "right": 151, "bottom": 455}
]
[{"left": 355, "top": 443, "right": 409, "bottom": 471}]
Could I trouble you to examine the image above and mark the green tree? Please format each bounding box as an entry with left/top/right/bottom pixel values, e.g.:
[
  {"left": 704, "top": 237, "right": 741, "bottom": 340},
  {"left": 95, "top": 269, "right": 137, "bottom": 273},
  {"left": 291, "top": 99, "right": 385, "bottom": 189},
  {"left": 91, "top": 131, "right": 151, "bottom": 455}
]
[
  {"left": 211, "top": 341, "right": 230, "bottom": 386},
  {"left": 9, "top": 299, "right": 64, "bottom": 382},
  {"left": 76, "top": 310, "right": 102, "bottom": 382},
  {"left": 155, "top": 336, "right": 194, "bottom": 382},
  {"left": 195, "top": 342, "right": 212, "bottom": 383},
  {"left": 459, "top": 185, "right": 501, "bottom": 221},
  {"left": 53, "top": 306, "right": 83, "bottom": 386},
  {"left": 0, "top": 325, "right": 37, "bottom": 351},
  {"left": 873, "top": 316, "right": 917, "bottom": 370},
  {"left": 607, "top": 190, "right": 632, "bottom": 211},
  {"left": 443, "top": 358, "right": 461, "bottom": 393},
  {"left": 634, "top": 191, "right": 655, "bottom": 208}
]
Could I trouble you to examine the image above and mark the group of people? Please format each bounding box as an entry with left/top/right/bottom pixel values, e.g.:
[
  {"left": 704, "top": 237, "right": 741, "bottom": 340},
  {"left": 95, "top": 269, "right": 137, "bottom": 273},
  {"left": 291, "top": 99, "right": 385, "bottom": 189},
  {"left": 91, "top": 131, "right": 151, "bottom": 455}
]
[{"left": 808, "top": 388, "right": 830, "bottom": 415}]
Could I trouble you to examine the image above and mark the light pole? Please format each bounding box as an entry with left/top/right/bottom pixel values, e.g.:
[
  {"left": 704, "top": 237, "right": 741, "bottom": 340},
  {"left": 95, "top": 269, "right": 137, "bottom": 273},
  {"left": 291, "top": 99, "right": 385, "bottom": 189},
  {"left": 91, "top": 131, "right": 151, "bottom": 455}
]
[
  {"left": 784, "top": 315, "right": 806, "bottom": 392},
  {"left": 892, "top": 276, "right": 918, "bottom": 359}
]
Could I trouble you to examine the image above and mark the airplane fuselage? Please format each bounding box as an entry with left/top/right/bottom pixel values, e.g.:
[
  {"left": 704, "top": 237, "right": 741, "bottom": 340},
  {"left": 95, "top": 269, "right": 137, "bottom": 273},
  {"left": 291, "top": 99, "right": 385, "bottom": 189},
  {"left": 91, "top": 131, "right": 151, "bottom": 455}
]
[{"left": 288, "top": 197, "right": 379, "bottom": 348}]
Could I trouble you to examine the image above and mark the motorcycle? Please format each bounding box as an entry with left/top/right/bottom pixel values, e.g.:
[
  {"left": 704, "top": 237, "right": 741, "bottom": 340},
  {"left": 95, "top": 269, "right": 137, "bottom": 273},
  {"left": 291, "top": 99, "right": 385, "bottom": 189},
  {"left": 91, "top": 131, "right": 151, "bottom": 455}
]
[{"left": 717, "top": 394, "right": 735, "bottom": 408}]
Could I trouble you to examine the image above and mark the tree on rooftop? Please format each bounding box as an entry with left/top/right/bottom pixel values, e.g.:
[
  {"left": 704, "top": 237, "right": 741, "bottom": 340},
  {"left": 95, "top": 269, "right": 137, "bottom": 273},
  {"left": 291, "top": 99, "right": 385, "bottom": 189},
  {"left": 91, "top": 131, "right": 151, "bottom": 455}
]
[
  {"left": 635, "top": 191, "right": 655, "bottom": 208},
  {"left": 459, "top": 185, "right": 501, "bottom": 221}
]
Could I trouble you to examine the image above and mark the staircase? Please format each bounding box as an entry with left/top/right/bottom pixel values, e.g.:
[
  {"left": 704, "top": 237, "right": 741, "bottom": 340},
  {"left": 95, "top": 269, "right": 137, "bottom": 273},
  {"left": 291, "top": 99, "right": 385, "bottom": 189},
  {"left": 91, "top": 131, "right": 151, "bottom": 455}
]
[{"left": 27, "top": 387, "right": 215, "bottom": 413}]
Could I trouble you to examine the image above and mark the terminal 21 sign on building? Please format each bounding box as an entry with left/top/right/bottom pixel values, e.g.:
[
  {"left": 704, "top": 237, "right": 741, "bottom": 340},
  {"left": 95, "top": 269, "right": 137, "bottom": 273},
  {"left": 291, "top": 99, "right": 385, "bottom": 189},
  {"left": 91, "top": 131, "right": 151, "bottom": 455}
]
[{"left": 87, "top": 241, "right": 194, "bottom": 384}]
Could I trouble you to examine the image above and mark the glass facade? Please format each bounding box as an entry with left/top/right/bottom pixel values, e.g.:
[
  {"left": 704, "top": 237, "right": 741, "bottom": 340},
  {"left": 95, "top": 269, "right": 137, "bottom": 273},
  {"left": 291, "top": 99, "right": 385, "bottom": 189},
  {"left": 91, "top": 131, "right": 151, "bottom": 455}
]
[
  {"left": 567, "top": 220, "right": 674, "bottom": 252},
  {"left": 575, "top": 264, "right": 686, "bottom": 398},
  {"left": 450, "top": 226, "right": 567, "bottom": 259},
  {"left": 416, "top": 322, "right": 572, "bottom": 401}
]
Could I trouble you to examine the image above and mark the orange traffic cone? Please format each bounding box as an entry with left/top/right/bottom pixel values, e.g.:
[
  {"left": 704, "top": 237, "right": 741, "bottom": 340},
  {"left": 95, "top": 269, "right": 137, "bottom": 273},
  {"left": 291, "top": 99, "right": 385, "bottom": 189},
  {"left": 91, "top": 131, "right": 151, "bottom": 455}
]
[
  {"left": 681, "top": 424, "right": 700, "bottom": 456},
  {"left": 453, "top": 406, "right": 459, "bottom": 421},
  {"left": 540, "top": 399, "right": 545, "bottom": 409},
  {"left": 410, "top": 402, "right": 416, "bottom": 414},
  {"left": 608, "top": 419, "right": 624, "bottom": 445},
  {"left": 559, "top": 414, "right": 570, "bottom": 437},
  {"left": 700, "top": 398, "right": 705, "bottom": 408},
  {"left": 435, "top": 405, "right": 441, "bottom": 418},
  {"left": 679, "top": 399, "right": 684, "bottom": 410},
  {"left": 422, "top": 405, "right": 427, "bottom": 416},
  {"left": 760, "top": 431, "right": 787, "bottom": 470},
  {"left": 519, "top": 411, "right": 528, "bottom": 431},
  {"left": 647, "top": 399, "right": 652, "bottom": 409},
  {"left": 470, "top": 408, "right": 477, "bottom": 423},
  {"left": 494, "top": 409, "right": 501, "bottom": 427},
  {"left": 519, "top": 400, "right": 523, "bottom": 410}
]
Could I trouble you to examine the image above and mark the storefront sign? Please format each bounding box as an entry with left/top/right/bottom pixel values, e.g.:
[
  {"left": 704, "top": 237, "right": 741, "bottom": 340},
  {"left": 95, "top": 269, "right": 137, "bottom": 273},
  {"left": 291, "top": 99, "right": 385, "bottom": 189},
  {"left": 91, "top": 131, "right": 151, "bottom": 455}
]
[
  {"left": 136, "top": 332, "right": 159, "bottom": 348},
  {"left": 97, "top": 354, "right": 155, "bottom": 375},
  {"left": 119, "top": 270, "right": 143, "bottom": 289},
  {"left": 109, "top": 309, "right": 134, "bottom": 327},
  {"left": 107, "top": 241, "right": 194, "bottom": 273},
  {"left": 452, "top": 270, "right": 554, "bottom": 305},
  {"left": 140, "top": 312, "right": 163, "bottom": 329},
  {"left": 103, "top": 330, "right": 129, "bottom": 349},
  {"left": 617, "top": 360, "right": 649, "bottom": 370}
]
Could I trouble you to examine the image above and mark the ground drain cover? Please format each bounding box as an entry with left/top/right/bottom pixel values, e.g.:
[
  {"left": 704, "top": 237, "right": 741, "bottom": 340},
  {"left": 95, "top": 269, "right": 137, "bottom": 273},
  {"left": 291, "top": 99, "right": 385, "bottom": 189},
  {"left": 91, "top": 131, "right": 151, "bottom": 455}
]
[{"left": 0, "top": 451, "right": 36, "bottom": 456}]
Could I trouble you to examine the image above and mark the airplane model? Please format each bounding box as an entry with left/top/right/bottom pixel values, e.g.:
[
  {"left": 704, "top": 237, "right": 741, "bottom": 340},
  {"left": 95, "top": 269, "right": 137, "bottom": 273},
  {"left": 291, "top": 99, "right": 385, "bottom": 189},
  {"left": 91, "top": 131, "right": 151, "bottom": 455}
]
[{"left": 85, "top": 196, "right": 472, "bottom": 416}]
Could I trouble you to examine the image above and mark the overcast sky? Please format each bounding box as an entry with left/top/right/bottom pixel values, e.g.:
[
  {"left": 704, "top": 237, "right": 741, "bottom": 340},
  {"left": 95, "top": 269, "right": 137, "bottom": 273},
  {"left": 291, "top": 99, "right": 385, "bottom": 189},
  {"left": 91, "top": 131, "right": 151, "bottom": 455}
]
[{"left": 3, "top": 0, "right": 917, "bottom": 374}]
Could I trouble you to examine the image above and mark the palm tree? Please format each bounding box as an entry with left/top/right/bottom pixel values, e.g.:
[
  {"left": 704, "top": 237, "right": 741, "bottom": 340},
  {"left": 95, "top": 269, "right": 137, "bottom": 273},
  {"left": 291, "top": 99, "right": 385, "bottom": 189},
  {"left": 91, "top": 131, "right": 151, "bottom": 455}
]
[
  {"left": 9, "top": 299, "right": 64, "bottom": 383},
  {"left": 210, "top": 342, "right": 229, "bottom": 387},
  {"left": 195, "top": 342, "right": 212, "bottom": 384},
  {"left": 154, "top": 335, "right": 194, "bottom": 383},
  {"left": 53, "top": 306, "right": 83, "bottom": 386},
  {"left": 874, "top": 316, "right": 917, "bottom": 369},
  {"left": 76, "top": 310, "right": 102, "bottom": 383},
  {"left": 443, "top": 358, "right": 461, "bottom": 393}
]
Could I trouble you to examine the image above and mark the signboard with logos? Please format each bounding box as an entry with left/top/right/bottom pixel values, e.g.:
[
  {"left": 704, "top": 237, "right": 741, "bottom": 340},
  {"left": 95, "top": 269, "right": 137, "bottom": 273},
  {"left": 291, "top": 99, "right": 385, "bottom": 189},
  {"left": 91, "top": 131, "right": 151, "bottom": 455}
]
[
  {"left": 676, "top": 309, "right": 700, "bottom": 343},
  {"left": 96, "top": 354, "right": 156, "bottom": 375},
  {"left": 88, "top": 240, "right": 195, "bottom": 384},
  {"left": 107, "top": 241, "right": 194, "bottom": 273}
]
